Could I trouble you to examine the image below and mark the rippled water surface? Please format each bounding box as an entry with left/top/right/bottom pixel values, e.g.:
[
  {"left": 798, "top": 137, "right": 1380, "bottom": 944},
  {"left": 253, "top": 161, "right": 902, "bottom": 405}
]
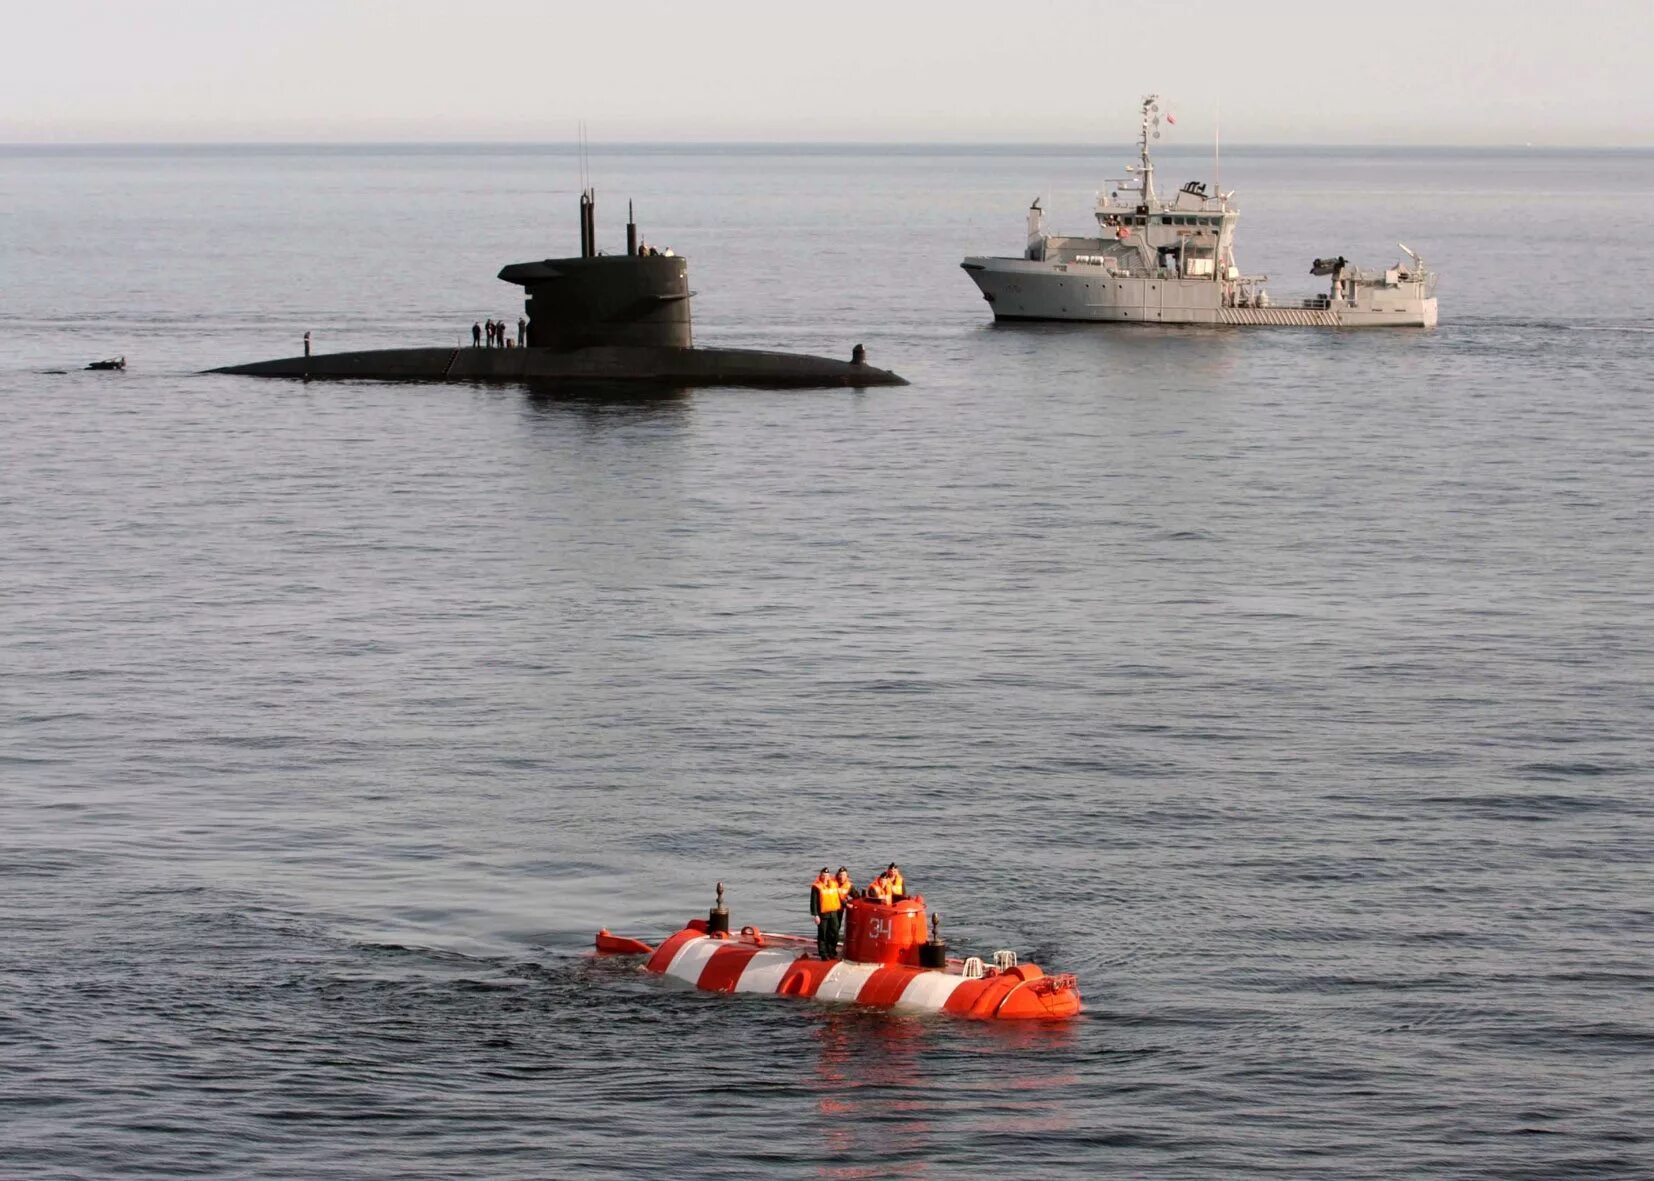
[{"left": 2, "top": 145, "right": 1652, "bottom": 1179}]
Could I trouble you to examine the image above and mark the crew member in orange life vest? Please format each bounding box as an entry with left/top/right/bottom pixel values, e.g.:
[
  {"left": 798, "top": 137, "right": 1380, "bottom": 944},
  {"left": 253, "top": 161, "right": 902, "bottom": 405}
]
[
  {"left": 884, "top": 863, "right": 905, "bottom": 901},
  {"left": 810, "top": 868, "right": 846, "bottom": 958},
  {"left": 867, "top": 872, "right": 893, "bottom": 904}
]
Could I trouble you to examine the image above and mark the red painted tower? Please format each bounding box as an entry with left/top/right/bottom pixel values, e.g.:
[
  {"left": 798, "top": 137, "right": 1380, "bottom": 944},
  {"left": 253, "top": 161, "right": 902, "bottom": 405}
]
[{"left": 841, "top": 896, "right": 929, "bottom": 966}]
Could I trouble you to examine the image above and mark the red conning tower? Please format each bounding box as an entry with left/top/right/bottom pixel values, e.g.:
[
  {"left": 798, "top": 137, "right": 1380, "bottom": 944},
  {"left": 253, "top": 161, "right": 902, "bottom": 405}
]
[{"left": 841, "top": 896, "right": 929, "bottom": 965}]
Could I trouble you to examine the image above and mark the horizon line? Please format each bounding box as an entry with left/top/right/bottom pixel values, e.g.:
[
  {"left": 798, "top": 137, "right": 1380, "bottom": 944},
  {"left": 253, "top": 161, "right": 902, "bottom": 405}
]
[{"left": 3, "top": 139, "right": 1648, "bottom": 152}]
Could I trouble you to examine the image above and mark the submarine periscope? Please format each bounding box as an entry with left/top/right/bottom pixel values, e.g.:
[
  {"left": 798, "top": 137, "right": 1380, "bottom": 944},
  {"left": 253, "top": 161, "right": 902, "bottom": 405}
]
[
  {"left": 210, "top": 192, "right": 904, "bottom": 389},
  {"left": 595, "top": 883, "right": 1081, "bottom": 1021}
]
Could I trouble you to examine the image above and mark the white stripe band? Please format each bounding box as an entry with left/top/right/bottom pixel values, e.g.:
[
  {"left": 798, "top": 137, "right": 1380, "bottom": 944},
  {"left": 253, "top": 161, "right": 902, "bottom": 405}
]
[
  {"left": 893, "top": 971, "right": 967, "bottom": 1014},
  {"left": 813, "top": 961, "right": 882, "bottom": 1004},
  {"left": 733, "top": 948, "right": 798, "bottom": 994},
  {"left": 664, "top": 937, "right": 722, "bottom": 985}
]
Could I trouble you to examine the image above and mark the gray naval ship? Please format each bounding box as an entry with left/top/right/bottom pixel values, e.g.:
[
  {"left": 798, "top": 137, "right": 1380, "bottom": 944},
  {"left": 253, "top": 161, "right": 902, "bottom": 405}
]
[
  {"left": 213, "top": 192, "right": 904, "bottom": 388},
  {"left": 962, "top": 95, "right": 1438, "bottom": 328}
]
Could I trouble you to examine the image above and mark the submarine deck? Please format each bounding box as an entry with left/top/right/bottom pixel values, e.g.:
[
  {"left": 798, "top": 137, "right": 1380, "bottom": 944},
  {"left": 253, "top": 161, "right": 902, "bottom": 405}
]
[{"left": 209, "top": 344, "right": 906, "bottom": 388}]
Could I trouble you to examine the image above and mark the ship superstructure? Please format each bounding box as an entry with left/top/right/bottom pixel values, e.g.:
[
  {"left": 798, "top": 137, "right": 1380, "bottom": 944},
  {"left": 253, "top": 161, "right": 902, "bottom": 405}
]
[{"left": 961, "top": 95, "right": 1438, "bottom": 328}]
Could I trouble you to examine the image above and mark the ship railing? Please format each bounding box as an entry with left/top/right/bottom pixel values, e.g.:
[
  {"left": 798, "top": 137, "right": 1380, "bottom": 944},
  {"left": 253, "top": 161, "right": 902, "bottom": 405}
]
[
  {"left": 1071, "top": 259, "right": 1217, "bottom": 281},
  {"left": 1350, "top": 267, "right": 1435, "bottom": 292},
  {"left": 1069, "top": 259, "right": 1189, "bottom": 281},
  {"left": 1098, "top": 192, "right": 1229, "bottom": 214}
]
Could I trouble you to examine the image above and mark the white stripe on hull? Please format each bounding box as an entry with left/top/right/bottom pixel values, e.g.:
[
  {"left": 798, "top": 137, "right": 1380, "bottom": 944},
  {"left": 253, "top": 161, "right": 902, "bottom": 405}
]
[
  {"left": 894, "top": 970, "right": 968, "bottom": 1013},
  {"left": 813, "top": 961, "right": 884, "bottom": 1003},
  {"left": 1218, "top": 307, "right": 1338, "bottom": 326},
  {"left": 664, "top": 938, "right": 725, "bottom": 985},
  {"left": 733, "top": 947, "right": 798, "bottom": 994}
]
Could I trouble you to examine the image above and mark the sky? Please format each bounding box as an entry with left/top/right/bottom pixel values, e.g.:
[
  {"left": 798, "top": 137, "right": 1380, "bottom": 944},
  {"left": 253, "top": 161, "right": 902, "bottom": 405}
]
[{"left": 1, "top": 0, "right": 1649, "bottom": 146}]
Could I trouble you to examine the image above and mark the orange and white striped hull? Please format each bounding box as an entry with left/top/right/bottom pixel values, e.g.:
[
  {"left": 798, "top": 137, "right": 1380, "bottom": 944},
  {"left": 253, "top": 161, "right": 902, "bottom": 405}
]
[{"left": 634, "top": 927, "right": 1081, "bottom": 1021}]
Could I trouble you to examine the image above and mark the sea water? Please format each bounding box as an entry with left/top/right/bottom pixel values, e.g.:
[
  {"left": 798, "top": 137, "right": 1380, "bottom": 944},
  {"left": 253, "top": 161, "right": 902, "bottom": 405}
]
[{"left": 1, "top": 144, "right": 1651, "bottom": 1178}]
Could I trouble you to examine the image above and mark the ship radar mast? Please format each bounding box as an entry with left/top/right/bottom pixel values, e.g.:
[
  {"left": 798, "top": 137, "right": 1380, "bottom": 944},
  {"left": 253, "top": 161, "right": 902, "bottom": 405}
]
[{"left": 1135, "top": 94, "right": 1162, "bottom": 207}]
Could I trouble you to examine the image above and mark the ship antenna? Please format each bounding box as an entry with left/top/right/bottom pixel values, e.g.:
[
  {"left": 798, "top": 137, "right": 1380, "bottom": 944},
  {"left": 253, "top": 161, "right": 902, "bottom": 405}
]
[
  {"left": 1214, "top": 93, "right": 1221, "bottom": 200},
  {"left": 1139, "top": 94, "right": 1160, "bottom": 207}
]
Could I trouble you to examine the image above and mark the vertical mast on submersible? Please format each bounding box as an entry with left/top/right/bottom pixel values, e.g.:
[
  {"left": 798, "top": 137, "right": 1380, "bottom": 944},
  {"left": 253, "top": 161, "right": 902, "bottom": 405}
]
[{"left": 579, "top": 189, "right": 596, "bottom": 258}]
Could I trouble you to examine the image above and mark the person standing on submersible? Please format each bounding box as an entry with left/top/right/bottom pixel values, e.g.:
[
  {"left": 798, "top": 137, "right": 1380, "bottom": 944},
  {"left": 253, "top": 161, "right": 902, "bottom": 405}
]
[
  {"left": 810, "top": 868, "right": 845, "bottom": 959},
  {"left": 885, "top": 863, "right": 905, "bottom": 901}
]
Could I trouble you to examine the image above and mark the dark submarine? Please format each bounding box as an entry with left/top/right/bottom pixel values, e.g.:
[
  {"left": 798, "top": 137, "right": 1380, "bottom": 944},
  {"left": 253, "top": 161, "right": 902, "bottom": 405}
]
[{"left": 210, "top": 190, "right": 904, "bottom": 388}]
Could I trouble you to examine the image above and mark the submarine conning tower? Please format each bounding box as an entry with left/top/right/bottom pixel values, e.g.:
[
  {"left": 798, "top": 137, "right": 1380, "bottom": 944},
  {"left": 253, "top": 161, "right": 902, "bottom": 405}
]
[
  {"left": 842, "top": 895, "right": 937, "bottom": 966},
  {"left": 497, "top": 191, "right": 693, "bottom": 352}
]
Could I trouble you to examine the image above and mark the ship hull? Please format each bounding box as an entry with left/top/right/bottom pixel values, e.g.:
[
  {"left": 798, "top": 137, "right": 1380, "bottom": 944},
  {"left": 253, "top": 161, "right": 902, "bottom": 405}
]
[{"left": 962, "top": 258, "right": 1437, "bottom": 328}]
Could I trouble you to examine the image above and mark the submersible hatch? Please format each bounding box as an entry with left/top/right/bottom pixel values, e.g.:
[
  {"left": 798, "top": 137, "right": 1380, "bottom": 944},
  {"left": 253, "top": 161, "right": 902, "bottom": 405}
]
[
  {"left": 210, "top": 191, "right": 904, "bottom": 388},
  {"left": 594, "top": 882, "right": 1081, "bottom": 1021}
]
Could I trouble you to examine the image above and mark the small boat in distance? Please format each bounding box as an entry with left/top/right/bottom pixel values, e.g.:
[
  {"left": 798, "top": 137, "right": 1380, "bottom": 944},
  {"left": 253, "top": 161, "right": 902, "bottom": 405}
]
[
  {"left": 961, "top": 95, "right": 1438, "bottom": 328},
  {"left": 85, "top": 356, "right": 125, "bottom": 370}
]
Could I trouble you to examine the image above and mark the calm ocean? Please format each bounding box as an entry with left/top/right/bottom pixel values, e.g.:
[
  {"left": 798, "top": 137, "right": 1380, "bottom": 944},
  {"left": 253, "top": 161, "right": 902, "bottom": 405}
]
[{"left": 2, "top": 144, "right": 1651, "bottom": 1179}]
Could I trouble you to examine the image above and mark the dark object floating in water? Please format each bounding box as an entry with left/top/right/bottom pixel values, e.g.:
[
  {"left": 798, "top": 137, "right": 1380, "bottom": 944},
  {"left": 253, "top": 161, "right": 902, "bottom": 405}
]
[
  {"left": 86, "top": 356, "right": 125, "bottom": 370},
  {"left": 210, "top": 194, "right": 905, "bottom": 389},
  {"left": 212, "top": 344, "right": 901, "bottom": 388}
]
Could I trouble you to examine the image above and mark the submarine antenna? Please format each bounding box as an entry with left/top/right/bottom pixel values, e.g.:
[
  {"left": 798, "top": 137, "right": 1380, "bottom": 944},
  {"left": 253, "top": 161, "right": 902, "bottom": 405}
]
[
  {"left": 626, "top": 200, "right": 637, "bottom": 256},
  {"left": 707, "top": 881, "right": 730, "bottom": 936},
  {"left": 577, "top": 118, "right": 588, "bottom": 192}
]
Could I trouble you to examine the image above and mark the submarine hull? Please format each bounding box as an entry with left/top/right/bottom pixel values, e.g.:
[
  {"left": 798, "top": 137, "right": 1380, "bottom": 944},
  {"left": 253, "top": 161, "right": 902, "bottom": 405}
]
[
  {"left": 209, "top": 344, "right": 906, "bottom": 388},
  {"left": 596, "top": 896, "right": 1082, "bottom": 1022},
  {"left": 643, "top": 927, "right": 1081, "bottom": 1019},
  {"left": 596, "top": 919, "right": 1081, "bottom": 1021}
]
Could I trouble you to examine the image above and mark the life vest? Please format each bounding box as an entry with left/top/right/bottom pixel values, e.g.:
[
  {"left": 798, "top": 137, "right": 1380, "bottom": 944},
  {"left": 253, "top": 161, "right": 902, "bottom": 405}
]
[
  {"left": 868, "top": 877, "right": 892, "bottom": 904},
  {"left": 887, "top": 871, "right": 904, "bottom": 896},
  {"left": 817, "top": 881, "right": 843, "bottom": 913}
]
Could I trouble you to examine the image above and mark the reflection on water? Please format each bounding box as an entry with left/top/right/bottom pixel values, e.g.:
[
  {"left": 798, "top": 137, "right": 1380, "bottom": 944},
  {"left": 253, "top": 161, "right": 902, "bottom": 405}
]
[
  {"left": 523, "top": 380, "right": 694, "bottom": 414},
  {"left": 807, "top": 1008, "right": 1083, "bottom": 1177},
  {"left": 812, "top": 1011, "right": 934, "bottom": 1177}
]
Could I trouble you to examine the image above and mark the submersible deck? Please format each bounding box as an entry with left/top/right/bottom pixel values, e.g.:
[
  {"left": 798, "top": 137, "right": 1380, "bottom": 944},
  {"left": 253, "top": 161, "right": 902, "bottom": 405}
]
[{"left": 212, "top": 343, "right": 899, "bottom": 387}]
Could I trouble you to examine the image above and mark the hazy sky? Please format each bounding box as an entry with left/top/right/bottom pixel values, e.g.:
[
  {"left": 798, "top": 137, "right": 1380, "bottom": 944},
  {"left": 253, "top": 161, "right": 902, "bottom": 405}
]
[{"left": 2, "top": 0, "right": 1649, "bottom": 145}]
